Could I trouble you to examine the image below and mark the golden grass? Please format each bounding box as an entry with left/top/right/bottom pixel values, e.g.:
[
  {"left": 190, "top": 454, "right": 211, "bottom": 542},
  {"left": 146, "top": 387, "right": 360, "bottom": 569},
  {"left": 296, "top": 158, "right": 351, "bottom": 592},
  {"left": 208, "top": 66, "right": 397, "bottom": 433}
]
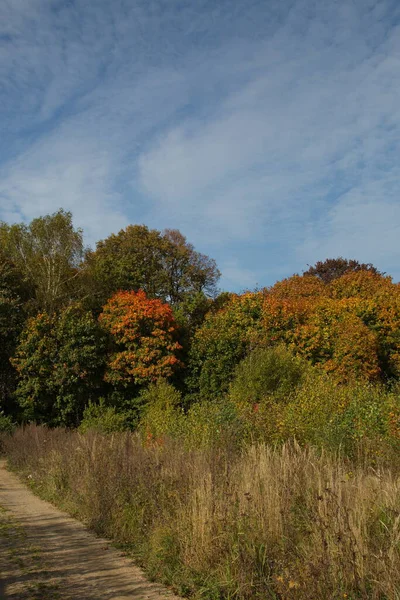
[{"left": 3, "top": 425, "right": 400, "bottom": 599}]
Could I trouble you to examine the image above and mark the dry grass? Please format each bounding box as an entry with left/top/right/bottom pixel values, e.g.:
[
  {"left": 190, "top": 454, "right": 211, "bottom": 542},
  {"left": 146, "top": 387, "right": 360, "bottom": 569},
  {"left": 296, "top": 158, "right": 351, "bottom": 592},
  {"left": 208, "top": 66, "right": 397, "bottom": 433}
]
[{"left": 3, "top": 425, "right": 400, "bottom": 599}]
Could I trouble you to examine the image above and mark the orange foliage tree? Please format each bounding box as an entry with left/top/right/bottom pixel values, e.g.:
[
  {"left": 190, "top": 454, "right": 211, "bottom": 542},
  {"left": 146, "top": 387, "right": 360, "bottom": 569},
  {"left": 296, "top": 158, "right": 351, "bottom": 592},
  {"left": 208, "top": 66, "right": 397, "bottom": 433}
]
[
  {"left": 262, "top": 271, "right": 400, "bottom": 382},
  {"left": 99, "top": 290, "right": 182, "bottom": 387}
]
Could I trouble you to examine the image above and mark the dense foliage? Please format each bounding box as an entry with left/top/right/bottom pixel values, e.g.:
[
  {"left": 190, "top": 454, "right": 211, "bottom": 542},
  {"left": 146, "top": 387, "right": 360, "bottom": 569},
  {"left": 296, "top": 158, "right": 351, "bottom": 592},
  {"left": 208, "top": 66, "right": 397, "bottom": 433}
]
[
  {"left": 2, "top": 211, "right": 400, "bottom": 600},
  {"left": 11, "top": 305, "right": 107, "bottom": 426},
  {"left": 99, "top": 290, "right": 182, "bottom": 387},
  {"left": 1, "top": 208, "right": 400, "bottom": 465},
  {"left": 83, "top": 224, "right": 220, "bottom": 308},
  {"left": 0, "top": 249, "right": 27, "bottom": 413},
  {"left": 187, "top": 292, "right": 265, "bottom": 399},
  {"left": 262, "top": 270, "right": 400, "bottom": 382}
]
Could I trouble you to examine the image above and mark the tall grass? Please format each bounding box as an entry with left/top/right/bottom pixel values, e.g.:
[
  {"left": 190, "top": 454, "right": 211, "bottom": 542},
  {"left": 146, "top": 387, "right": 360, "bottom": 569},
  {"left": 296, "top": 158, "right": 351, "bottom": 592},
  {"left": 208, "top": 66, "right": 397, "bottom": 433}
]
[{"left": 3, "top": 425, "right": 400, "bottom": 599}]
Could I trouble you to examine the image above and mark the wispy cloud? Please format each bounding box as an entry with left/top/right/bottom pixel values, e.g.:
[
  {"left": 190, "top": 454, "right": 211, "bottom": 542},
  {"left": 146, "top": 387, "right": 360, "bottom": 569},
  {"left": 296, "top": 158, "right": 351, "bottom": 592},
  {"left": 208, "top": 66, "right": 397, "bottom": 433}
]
[{"left": 1, "top": 0, "right": 400, "bottom": 288}]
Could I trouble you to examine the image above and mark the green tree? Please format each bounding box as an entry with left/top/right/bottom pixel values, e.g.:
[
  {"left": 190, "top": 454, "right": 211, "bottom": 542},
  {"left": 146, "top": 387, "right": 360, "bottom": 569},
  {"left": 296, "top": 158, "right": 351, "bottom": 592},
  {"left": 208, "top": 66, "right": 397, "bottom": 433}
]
[
  {"left": 162, "top": 228, "right": 220, "bottom": 303},
  {"left": 11, "top": 304, "right": 107, "bottom": 426},
  {"left": 0, "top": 249, "right": 28, "bottom": 415},
  {"left": 83, "top": 224, "right": 220, "bottom": 308},
  {"left": 0, "top": 209, "right": 84, "bottom": 313},
  {"left": 187, "top": 292, "right": 265, "bottom": 400}
]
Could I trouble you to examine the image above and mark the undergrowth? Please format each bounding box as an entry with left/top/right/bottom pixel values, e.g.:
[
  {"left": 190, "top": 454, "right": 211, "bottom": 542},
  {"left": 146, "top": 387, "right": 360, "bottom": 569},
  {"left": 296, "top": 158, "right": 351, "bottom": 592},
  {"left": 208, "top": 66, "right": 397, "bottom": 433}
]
[{"left": 3, "top": 425, "right": 400, "bottom": 600}]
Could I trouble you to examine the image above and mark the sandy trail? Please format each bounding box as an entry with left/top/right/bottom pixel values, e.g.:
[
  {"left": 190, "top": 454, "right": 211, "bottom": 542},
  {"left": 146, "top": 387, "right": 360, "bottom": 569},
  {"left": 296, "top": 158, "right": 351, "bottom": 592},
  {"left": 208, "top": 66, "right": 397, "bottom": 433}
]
[{"left": 0, "top": 459, "right": 182, "bottom": 600}]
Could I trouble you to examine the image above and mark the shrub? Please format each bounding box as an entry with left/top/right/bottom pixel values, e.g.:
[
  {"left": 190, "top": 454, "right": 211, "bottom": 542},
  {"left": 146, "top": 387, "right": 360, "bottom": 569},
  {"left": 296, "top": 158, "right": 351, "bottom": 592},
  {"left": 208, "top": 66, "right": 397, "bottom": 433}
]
[
  {"left": 326, "top": 384, "right": 400, "bottom": 460},
  {"left": 227, "top": 345, "right": 310, "bottom": 444},
  {"left": 229, "top": 345, "right": 309, "bottom": 407},
  {"left": 0, "top": 411, "right": 16, "bottom": 453},
  {"left": 278, "top": 376, "right": 400, "bottom": 463},
  {"left": 182, "top": 399, "right": 244, "bottom": 450},
  {"left": 79, "top": 401, "right": 129, "bottom": 434},
  {"left": 0, "top": 411, "right": 15, "bottom": 434},
  {"left": 138, "top": 380, "right": 185, "bottom": 442}
]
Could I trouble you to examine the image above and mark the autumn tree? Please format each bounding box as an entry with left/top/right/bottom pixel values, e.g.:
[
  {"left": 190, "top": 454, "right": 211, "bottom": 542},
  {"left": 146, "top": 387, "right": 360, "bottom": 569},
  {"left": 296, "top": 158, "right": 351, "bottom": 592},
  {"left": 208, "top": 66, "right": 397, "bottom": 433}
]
[
  {"left": 289, "top": 300, "right": 382, "bottom": 382},
  {"left": 83, "top": 224, "right": 220, "bottom": 308},
  {"left": 99, "top": 290, "right": 182, "bottom": 391},
  {"left": 11, "top": 305, "right": 107, "bottom": 426},
  {"left": 261, "top": 275, "right": 328, "bottom": 346},
  {"left": 0, "top": 209, "right": 84, "bottom": 314},
  {"left": 262, "top": 271, "right": 400, "bottom": 382}
]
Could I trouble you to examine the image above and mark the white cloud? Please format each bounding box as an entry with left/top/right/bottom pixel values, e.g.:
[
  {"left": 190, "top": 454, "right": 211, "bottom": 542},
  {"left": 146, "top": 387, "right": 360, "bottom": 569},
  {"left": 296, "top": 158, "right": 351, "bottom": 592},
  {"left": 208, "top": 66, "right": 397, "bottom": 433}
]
[
  {"left": 1, "top": 0, "right": 400, "bottom": 287},
  {"left": 136, "top": 3, "right": 400, "bottom": 284},
  {"left": 299, "top": 177, "right": 400, "bottom": 277},
  {"left": 0, "top": 127, "right": 128, "bottom": 245}
]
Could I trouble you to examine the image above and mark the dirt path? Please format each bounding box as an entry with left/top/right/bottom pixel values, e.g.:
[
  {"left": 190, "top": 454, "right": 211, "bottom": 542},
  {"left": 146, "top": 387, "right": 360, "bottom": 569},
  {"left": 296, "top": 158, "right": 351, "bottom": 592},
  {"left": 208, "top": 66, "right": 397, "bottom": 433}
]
[{"left": 0, "top": 459, "right": 182, "bottom": 600}]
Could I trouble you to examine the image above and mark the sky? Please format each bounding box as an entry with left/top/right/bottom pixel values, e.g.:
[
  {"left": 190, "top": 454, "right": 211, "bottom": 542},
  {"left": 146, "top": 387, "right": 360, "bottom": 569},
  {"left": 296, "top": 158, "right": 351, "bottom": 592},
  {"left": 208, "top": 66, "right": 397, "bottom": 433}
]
[{"left": 0, "top": 0, "right": 400, "bottom": 291}]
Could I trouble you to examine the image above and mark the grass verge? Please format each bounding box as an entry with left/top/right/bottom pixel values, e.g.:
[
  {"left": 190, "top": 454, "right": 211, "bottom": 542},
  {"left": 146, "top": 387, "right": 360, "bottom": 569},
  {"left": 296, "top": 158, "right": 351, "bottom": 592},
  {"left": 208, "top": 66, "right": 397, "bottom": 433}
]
[{"left": 3, "top": 425, "right": 400, "bottom": 600}]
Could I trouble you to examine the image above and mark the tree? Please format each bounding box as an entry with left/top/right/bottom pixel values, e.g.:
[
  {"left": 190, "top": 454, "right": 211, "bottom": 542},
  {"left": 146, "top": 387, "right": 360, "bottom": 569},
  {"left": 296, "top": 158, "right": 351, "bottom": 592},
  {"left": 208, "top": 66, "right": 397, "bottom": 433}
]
[
  {"left": 11, "top": 305, "right": 107, "bottom": 426},
  {"left": 0, "top": 249, "right": 28, "bottom": 414},
  {"left": 99, "top": 290, "right": 182, "bottom": 389},
  {"left": 329, "top": 270, "right": 393, "bottom": 299},
  {"left": 83, "top": 224, "right": 220, "bottom": 307},
  {"left": 304, "top": 257, "right": 382, "bottom": 284},
  {"left": 261, "top": 275, "right": 328, "bottom": 346},
  {"left": 162, "top": 228, "right": 220, "bottom": 302},
  {"left": 0, "top": 209, "right": 84, "bottom": 313},
  {"left": 261, "top": 271, "right": 400, "bottom": 382},
  {"left": 290, "top": 300, "right": 381, "bottom": 382},
  {"left": 187, "top": 292, "right": 265, "bottom": 400}
]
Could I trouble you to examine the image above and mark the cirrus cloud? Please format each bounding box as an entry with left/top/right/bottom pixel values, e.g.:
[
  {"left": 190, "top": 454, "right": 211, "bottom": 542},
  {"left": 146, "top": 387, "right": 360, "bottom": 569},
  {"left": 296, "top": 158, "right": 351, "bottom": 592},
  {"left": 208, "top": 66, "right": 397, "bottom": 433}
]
[{"left": 0, "top": 0, "right": 399, "bottom": 289}]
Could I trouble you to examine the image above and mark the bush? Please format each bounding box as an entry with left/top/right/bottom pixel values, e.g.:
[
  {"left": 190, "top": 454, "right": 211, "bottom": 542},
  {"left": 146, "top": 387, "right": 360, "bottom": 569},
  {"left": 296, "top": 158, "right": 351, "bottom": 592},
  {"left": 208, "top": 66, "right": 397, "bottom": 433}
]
[
  {"left": 278, "top": 376, "right": 400, "bottom": 463},
  {"left": 229, "top": 345, "right": 309, "bottom": 407},
  {"left": 326, "top": 384, "right": 400, "bottom": 460},
  {"left": 79, "top": 401, "right": 129, "bottom": 434},
  {"left": 0, "top": 411, "right": 15, "bottom": 433},
  {"left": 138, "top": 380, "right": 184, "bottom": 442},
  {"left": 225, "top": 345, "right": 310, "bottom": 444},
  {"left": 139, "top": 380, "right": 246, "bottom": 450},
  {"left": 277, "top": 372, "right": 352, "bottom": 445}
]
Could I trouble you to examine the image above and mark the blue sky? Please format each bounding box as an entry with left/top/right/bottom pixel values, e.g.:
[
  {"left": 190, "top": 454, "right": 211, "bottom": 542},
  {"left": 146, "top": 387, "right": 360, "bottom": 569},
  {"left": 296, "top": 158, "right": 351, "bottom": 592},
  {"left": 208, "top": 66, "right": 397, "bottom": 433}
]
[{"left": 1, "top": 0, "right": 400, "bottom": 291}]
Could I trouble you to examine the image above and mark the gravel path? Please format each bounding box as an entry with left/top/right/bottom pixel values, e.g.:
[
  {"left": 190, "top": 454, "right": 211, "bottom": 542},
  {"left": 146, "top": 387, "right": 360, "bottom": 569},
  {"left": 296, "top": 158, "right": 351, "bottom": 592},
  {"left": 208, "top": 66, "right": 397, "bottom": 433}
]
[{"left": 0, "top": 459, "right": 182, "bottom": 600}]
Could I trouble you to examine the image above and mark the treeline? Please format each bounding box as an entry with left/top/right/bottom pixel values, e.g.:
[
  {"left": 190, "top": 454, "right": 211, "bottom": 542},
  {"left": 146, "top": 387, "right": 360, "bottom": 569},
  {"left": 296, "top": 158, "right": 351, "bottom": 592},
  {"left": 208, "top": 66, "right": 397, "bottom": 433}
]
[
  {"left": 1, "top": 209, "right": 400, "bottom": 457},
  {"left": 0, "top": 209, "right": 220, "bottom": 426}
]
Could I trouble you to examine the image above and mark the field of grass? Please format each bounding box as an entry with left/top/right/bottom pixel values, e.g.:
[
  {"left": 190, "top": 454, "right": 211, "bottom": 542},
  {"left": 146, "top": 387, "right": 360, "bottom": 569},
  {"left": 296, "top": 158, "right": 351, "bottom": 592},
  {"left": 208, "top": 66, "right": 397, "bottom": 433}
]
[{"left": 2, "top": 425, "right": 400, "bottom": 599}]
